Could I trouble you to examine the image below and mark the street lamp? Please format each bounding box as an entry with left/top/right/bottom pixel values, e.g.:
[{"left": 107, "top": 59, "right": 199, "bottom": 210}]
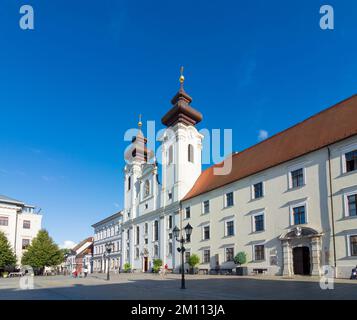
[
  {"left": 105, "top": 242, "right": 113, "bottom": 281},
  {"left": 173, "top": 223, "right": 193, "bottom": 289}
]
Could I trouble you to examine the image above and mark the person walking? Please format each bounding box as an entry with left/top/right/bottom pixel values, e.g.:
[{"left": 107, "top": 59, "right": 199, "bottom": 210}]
[
  {"left": 350, "top": 265, "right": 357, "bottom": 280},
  {"left": 83, "top": 266, "right": 88, "bottom": 278}
]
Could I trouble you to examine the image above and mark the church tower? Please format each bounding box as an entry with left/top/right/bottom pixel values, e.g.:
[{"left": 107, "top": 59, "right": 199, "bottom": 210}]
[
  {"left": 160, "top": 67, "right": 204, "bottom": 206},
  {"left": 124, "top": 116, "right": 154, "bottom": 221}
]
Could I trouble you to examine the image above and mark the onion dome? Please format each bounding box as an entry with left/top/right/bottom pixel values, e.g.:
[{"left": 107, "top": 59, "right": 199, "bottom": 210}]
[{"left": 161, "top": 67, "right": 203, "bottom": 127}]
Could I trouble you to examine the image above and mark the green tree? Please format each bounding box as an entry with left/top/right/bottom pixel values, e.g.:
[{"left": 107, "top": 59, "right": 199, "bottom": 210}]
[
  {"left": 152, "top": 258, "right": 163, "bottom": 273},
  {"left": 234, "top": 252, "right": 247, "bottom": 265},
  {"left": 188, "top": 254, "right": 200, "bottom": 269},
  {"left": 0, "top": 231, "right": 16, "bottom": 269},
  {"left": 21, "top": 230, "right": 63, "bottom": 270},
  {"left": 123, "top": 263, "right": 131, "bottom": 272}
]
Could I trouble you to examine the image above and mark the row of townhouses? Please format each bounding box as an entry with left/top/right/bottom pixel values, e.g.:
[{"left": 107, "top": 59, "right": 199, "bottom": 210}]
[
  {"left": 91, "top": 74, "right": 357, "bottom": 278},
  {"left": 0, "top": 195, "right": 42, "bottom": 265}
]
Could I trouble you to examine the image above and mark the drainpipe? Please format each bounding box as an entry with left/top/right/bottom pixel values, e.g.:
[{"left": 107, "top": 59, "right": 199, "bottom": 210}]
[
  {"left": 14, "top": 208, "right": 20, "bottom": 264},
  {"left": 327, "top": 147, "right": 337, "bottom": 273}
]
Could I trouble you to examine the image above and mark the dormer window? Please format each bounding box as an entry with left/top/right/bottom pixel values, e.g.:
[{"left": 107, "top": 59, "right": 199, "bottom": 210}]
[{"left": 188, "top": 144, "right": 194, "bottom": 163}]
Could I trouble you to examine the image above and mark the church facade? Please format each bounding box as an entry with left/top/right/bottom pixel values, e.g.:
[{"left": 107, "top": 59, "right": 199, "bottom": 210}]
[{"left": 113, "top": 73, "right": 357, "bottom": 278}]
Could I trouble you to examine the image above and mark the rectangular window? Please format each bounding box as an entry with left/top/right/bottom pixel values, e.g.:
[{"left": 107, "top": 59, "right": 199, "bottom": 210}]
[
  {"left": 168, "top": 215, "right": 173, "bottom": 229},
  {"left": 145, "top": 238, "right": 148, "bottom": 244},
  {"left": 226, "top": 192, "right": 234, "bottom": 207},
  {"left": 168, "top": 242, "right": 173, "bottom": 256},
  {"left": 346, "top": 150, "right": 357, "bottom": 173},
  {"left": 291, "top": 168, "right": 304, "bottom": 188},
  {"left": 168, "top": 192, "right": 172, "bottom": 200},
  {"left": 254, "top": 245, "right": 265, "bottom": 261},
  {"left": 154, "top": 220, "right": 159, "bottom": 241},
  {"left": 350, "top": 235, "right": 357, "bottom": 256},
  {"left": 203, "top": 249, "right": 210, "bottom": 263},
  {"left": 203, "top": 225, "right": 210, "bottom": 240},
  {"left": 225, "top": 247, "right": 234, "bottom": 262},
  {"left": 203, "top": 200, "right": 210, "bottom": 214},
  {"left": 168, "top": 233, "right": 173, "bottom": 240},
  {"left": 293, "top": 206, "right": 306, "bottom": 225},
  {"left": 0, "top": 216, "right": 9, "bottom": 226},
  {"left": 185, "top": 207, "right": 191, "bottom": 219},
  {"left": 226, "top": 221, "right": 234, "bottom": 236},
  {"left": 254, "top": 214, "right": 265, "bottom": 232},
  {"left": 154, "top": 245, "right": 159, "bottom": 257},
  {"left": 136, "top": 226, "right": 140, "bottom": 245},
  {"left": 128, "top": 176, "right": 131, "bottom": 191},
  {"left": 22, "top": 239, "right": 30, "bottom": 250},
  {"left": 347, "top": 194, "right": 357, "bottom": 217},
  {"left": 145, "top": 223, "right": 148, "bottom": 234},
  {"left": 185, "top": 251, "right": 191, "bottom": 263},
  {"left": 23, "top": 220, "right": 30, "bottom": 230},
  {"left": 253, "top": 182, "right": 264, "bottom": 199}
]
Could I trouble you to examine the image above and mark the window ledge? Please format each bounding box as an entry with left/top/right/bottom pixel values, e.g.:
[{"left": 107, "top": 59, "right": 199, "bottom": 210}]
[
  {"left": 342, "top": 215, "right": 357, "bottom": 221},
  {"left": 287, "top": 184, "right": 306, "bottom": 192},
  {"left": 223, "top": 235, "right": 235, "bottom": 239},
  {"left": 222, "top": 205, "right": 234, "bottom": 210},
  {"left": 339, "top": 170, "right": 357, "bottom": 178}
]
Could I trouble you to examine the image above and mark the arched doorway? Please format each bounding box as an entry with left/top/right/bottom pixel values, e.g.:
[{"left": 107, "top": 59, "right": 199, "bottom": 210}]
[
  {"left": 279, "top": 226, "right": 323, "bottom": 277},
  {"left": 293, "top": 246, "right": 311, "bottom": 275}
]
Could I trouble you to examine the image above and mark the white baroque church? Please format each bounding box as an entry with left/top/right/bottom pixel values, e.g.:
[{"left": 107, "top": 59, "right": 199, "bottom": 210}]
[{"left": 121, "top": 72, "right": 203, "bottom": 272}]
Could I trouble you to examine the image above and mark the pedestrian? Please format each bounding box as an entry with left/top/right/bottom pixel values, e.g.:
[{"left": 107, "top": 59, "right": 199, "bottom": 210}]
[
  {"left": 350, "top": 265, "right": 357, "bottom": 280},
  {"left": 159, "top": 265, "right": 165, "bottom": 278},
  {"left": 72, "top": 268, "right": 77, "bottom": 278},
  {"left": 83, "top": 266, "right": 88, "bottom": 278}
]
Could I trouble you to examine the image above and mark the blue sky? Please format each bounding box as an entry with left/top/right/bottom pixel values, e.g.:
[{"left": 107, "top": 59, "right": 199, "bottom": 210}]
[{"left": 0, "top": 0, "right": 356, "bottom": 247}]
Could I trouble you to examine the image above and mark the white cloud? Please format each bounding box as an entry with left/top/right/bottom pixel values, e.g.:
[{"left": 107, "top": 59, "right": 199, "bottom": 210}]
[
  {"left": 258, "top": 129, "right": 269, "bottom": 141},
  {"left": 114, "top": 202, "right": 120, "bottom": 208},
  {"left": 59, "top": 240, "right": 77, "bottom": 249}
]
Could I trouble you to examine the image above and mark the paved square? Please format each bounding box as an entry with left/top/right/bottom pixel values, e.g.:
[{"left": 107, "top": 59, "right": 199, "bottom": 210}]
[{"left": 0, "top": 273, "right": 356, "bottom": 300}]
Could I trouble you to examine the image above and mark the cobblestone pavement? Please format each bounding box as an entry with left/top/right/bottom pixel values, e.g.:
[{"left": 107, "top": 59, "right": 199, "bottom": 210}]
[{"left": 0, "top": 273, "right": 356, "bottom": 300}]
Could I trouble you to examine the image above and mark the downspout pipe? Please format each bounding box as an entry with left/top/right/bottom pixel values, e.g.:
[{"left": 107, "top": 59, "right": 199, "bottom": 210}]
[{"left": 327, "top": 147, "right": 337, "bottom": 273}]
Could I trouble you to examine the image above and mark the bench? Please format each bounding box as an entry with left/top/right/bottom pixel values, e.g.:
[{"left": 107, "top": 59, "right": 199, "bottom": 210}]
[
  {"left": 252, "top": 268, "right": 268, "bottom": 275},
  {"left": 9, "top": 272, "right": 24, "bottom": 278}
]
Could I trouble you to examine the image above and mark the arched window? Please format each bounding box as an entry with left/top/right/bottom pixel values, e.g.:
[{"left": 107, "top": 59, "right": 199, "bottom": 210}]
[
  {"left": 144, "top": 180, "right": 150, "bottom": 197},
  {"left": 188, "top": 144, "right": 194, "bottom": 163}
]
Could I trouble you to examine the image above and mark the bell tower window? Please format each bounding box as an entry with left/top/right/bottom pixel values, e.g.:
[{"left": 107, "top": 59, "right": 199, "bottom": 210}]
[{"left": 188, "top": 144, "right": 194, "bottom": 163}]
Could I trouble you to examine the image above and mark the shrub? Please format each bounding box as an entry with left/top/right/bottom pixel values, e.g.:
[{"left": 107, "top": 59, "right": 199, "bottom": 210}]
[
  {"left": 234, "top": 252, "right": 247, "bottom": 265},
  {"left": 152, "top": 259, "right": 163, "bottom": 273},
  {"left": 188, "top": 254, "right": 200, "bottom": 268},
  {"left": 123, "top": 263, "right": 131, "bottom": 272}
]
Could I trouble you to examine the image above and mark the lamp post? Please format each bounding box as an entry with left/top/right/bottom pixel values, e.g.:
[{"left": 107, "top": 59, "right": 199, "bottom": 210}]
[
  {"left": 105, "top": 242, "right": 113, "bottom": 281},
  {"left": 173, "top": 223, "right": 193, "bottom": 289}
]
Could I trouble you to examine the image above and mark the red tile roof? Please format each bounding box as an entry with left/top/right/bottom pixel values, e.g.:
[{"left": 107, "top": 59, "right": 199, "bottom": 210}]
[{"left": 182, "top": 94, "right": 357, "bottom": 201}]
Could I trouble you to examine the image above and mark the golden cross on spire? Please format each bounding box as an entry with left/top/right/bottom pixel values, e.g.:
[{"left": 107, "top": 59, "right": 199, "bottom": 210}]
[
  {"left": 179, "top": 66, "right": 185, "bottom": 86},
  {"left": 138, "top": 114, "right": 142, "bottom": 128}
]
